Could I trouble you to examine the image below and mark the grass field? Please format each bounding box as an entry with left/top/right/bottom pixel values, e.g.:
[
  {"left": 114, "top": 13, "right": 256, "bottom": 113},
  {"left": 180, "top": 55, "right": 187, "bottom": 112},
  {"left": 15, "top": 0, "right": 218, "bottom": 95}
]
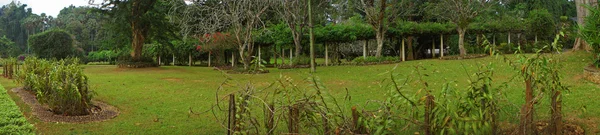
[{"left": 2, "top": 52, "right": 599, "bottom": 134}]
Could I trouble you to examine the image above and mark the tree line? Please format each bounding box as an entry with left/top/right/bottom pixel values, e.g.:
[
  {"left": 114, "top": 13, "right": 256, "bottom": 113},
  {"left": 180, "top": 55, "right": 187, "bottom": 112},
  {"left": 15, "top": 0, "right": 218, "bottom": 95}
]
[{"left": 0, "top": 0, "right": 596, "bottom": 71}]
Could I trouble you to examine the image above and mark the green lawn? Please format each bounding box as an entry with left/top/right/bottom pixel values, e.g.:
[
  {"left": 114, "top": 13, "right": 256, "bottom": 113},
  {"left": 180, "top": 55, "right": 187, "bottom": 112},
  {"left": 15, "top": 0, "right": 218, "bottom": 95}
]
[{"left": 2, "top": 52, "right": 599, "bottom": 134}]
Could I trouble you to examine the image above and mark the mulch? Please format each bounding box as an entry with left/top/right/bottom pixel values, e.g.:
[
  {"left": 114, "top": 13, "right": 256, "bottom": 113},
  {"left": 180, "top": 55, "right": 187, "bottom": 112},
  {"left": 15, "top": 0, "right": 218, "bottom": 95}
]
[{"left": 11, "top": 87, "right": 119, "bottom": 123}]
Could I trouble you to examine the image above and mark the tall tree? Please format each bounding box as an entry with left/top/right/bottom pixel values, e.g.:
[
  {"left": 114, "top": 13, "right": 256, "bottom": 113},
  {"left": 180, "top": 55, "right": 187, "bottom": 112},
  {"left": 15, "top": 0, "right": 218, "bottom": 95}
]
[
  {"left": 0, "top": 2, "right": 31, "bottom": 53},
  {"left": 573, "top": 0, "right": 598, "bottom": 51},
  {"left": 92, "top": 0, "right": 157, "bottom": 60},
  {"left": 358, "top": 0, "right": 388, "bottom": 57},
  {"left": 174, "top": 0, "right": 274, "bottom": 70},
  {"left": 275, "top": 0, "right": 308, "bottom": 57},
  {"left": 309, "top": 0, "right": 316, "bottom": 73},
  {"left": 430, "top": 0, "right": 493, "bottom": 57}
]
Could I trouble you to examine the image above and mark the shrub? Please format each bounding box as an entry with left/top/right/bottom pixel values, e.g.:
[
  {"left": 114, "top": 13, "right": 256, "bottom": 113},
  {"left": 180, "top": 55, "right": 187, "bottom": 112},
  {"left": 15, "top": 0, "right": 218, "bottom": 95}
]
[
  {"left": 116, "top": 54, "right": 158, "bottom": 68},
  {"left": 2, "top": 58, "right": 18, "bottom": 79},
  {"left": 16, "top": 57, "right": 93, "bottom": 116},
  {"left": 28, "top": 29, "right": 80, "bottom": 59},
  {"left": 497, "top": 43, "right": 515, "bottom": 54},
  {"left": 292, "top": 55, "right": 311, "bottom": 65},
  {"left": 581, "top": 6, "right": 600, "bottom": 66},
  {"left": 352, "top": 56, "right": 399, "bottom": 64},
  {"left": 87, "top": 50, "right": 118, "bottom": 63}
]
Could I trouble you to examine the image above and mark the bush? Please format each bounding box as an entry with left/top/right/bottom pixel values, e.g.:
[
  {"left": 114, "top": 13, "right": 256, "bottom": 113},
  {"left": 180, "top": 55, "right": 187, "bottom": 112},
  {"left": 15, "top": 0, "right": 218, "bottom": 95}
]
[
  {"left": 28, "top": 29, "right": 80, "bottom": 59},
  {"left": 0, "top": 85, "right": 35, "bottom": 134},
  {"left": 352, "top": 56, "right": 399, "bottom": 64},
  {"left": 581, "top": 6, "right": 600, "bottom": 66},
  {"left": 497, "top": 43, "right": 516, "bottom": 54},
  {"left": 292, "top": 55, "right": 311, "bottom": 65},
  {"left": 117, "top": 54, "right": 158, "bottom": 68},
  {"left": 87, "top": 50, "right": 118, "bottom": 63},
  {"left": 16, "top": 57, "right": 93, "bottom": 116}
]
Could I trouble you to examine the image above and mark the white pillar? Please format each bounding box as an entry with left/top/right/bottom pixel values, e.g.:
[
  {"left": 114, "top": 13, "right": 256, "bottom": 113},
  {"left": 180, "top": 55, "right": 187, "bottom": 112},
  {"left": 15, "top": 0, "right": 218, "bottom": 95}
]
[
  {"left": 432, "top": 38, "right": 436, "bottom": 58},
  {"left": 208, "top": 52, "right": 212, "bottom": 67},
  {"left": 363, "top": 40, "right": 367, "bottom": 58},
  {"left": 401, "top": 38, "right": 406, "bottom": 61},
  {"left": 172, "top": 54, "right": 175, "bottom": 66}
]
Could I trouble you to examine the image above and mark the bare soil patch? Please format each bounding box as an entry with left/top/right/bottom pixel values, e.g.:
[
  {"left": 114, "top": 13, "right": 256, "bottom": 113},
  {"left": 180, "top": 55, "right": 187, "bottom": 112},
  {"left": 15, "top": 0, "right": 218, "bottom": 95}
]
[
  {"left": 499, "top": 120, "right": 587, "bottom": 135},
  {"left": 161, "top": 78, "right": 183, "bottom": 82},
  {"left": 11, "top": 88, "right": 119, "bottom": 123}
]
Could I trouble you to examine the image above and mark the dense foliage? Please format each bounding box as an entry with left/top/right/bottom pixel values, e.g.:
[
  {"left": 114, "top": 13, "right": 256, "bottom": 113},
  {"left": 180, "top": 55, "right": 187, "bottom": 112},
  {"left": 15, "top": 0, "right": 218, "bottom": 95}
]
[
  {"left": 16, "top": 57, "right": 93, "bottom": 116},
  {"left": 87, "top": 50, "right": 118, "bottom": 63},
  {"left": 28, "top": 29, "right": 81, "bottom": 59},
  {"left": 0, "top": 36, "right": 16, "bottom": 58},
  {"left": 581, "top": 6, "right": 600, "bottom": 66},
  {"left": 0, "top": 85, "right": 35, "bottom": 135},
  {"left": 527, "top": 9, "right": 557, "bottom": 41}
]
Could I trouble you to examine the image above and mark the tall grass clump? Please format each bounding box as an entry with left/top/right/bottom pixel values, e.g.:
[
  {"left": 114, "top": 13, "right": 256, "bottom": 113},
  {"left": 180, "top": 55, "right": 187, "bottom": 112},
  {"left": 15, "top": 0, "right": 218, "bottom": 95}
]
[{"left": 16, "top": 57, "right": 93, "bottom": 116}]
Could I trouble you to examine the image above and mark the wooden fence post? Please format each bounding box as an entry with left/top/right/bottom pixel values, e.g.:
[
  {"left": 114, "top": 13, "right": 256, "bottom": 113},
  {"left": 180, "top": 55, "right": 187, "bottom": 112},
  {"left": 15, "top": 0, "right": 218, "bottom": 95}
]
[
  {"left": 520, "top": 77, "right": 535, "bottom": 135},
  {"left": 424, "top": 94, "right": 435, "bottom": 135},
  {"left": 288, "top": 104, "right": 299, "bottom": 134},
  {"left": 551, "top": 90, "right": 562, "bottom": 135},
  {"left": 228, "top": 94, "right": 236, "bottom": 135},
  {"left": 351, "top": 106, "right": 365, "bottom": 134}
]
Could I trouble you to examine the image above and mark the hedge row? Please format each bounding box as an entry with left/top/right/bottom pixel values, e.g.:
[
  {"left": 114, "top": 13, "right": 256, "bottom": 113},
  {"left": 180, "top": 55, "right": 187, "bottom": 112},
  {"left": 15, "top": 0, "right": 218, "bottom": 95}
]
[{"left": 0, "top": 85, "right": 35, "bottom": 134}]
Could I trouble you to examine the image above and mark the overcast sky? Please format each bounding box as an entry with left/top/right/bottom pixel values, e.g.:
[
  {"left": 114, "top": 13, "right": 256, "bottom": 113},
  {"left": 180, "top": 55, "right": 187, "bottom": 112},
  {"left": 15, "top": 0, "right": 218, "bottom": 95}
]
[{"left": 1, "top": 0, "right": 90, "bottom": 17}]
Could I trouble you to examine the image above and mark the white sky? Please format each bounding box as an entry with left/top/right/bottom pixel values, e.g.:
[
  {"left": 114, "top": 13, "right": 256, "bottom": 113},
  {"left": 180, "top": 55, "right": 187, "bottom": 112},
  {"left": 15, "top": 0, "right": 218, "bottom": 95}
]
[{"left": 0, "top": 0, "right": 91, "bottom": 17}]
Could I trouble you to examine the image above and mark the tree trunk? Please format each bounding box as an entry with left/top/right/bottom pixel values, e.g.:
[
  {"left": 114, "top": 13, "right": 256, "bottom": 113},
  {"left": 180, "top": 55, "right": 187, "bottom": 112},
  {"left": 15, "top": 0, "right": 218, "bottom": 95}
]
[
  {"left": 172, "top": 54, "right": 175, "bottom": 66},
  {"left": 374, "top": 0, "right": 386, "bottom": 58},
  {"left": 458, "top": 28, "right": 467, "bottom": 56},
  {"left": 375, "top": 32, "right": 384, "bottom": 57},
  {"left": 535, "top": 35, "right": 538, "bottom": 43},
  {"left": 440, "top": 34, "right": 444, "bottom": 58},
  {"left": 573, "top": 0, "right": 592, "bottom": 51},
  {"left": 131, "top": 26, "right": 145, "bottom": 60},
  {"left": 209, "top": 52, "right": 212, "bottom": 67},
  {"left": 241, "top": 50, "right": 249, "bottom": 70},
  {"left": 158, "top": 55, "right": 161, "bottom": 66},
  {"left": 308, "top": 0, "right": 316, "bottom": 73},
  {"left": 290, "top": 49, "right": 293, "bottom": 65},
  {"left": 325, "top": 44, "right": 329, "bottom": 66},
  {"left": 294, "top": 35, "right": 302, "bottom": 57},
  {"left": 402, "top": 38, "right": 406, "bottom": 61},
  {"left": 407, "top": 36, "right": 414, "bottom": 60}
]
